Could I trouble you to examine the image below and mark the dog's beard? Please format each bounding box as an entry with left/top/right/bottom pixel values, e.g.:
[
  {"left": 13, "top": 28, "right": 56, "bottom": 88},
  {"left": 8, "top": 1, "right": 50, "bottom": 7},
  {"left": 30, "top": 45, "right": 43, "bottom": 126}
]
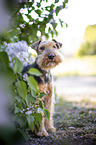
[{"left": 37, "top": 52, "right": 63, "bottom": 70}]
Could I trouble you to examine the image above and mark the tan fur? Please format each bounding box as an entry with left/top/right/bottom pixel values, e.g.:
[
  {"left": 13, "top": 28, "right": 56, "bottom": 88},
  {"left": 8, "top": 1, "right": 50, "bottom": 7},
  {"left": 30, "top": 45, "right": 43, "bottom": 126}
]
[
  {"left": 31, "top": 40, "right": 63, "bottom": 136},
  {"left": 37, "top": 82, "right": 55, "bottom": 136},
  {"left": 39, "top": 41, "right": 56, "bottom": 50},
  {"left": 36, "top": 41, "right": 63, "bottom": 70}
]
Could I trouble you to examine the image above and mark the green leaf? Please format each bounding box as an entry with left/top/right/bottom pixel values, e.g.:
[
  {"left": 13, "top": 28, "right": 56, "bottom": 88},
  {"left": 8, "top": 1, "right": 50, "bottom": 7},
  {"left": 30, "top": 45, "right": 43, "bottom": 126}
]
[
  {"left": 7, "top": 67, "right": 15, "bottom": 83},
  {"left": 26, "top": 115, "right": 35, "bottom": 131},
  {"left": 65, "top": 0, "right": 68, "bottom": 3},
  {"left": 52, "top": 22, "right": 57, "bottom": 29},
  {"left": 35, "top": 9, "right": 41, "bottom": 16},
  {"left": 19, "top": 130, "right": 30, "bottom": 141},
  {"left": 16, "top": 115, "right": 27, "bottom": 129},
  {"left": 15, "top": 106, "right": 21, "bottom": 113},
  {"left": 55, "top": 6, "right": 61, "bottom": 16},
  {"left": 8, "top": 28, "right": 19, "bottom": 35},
  {"left": 66, "top": 23, "right": 68, "bottom": 28},
  {"left": 51, "top": 30, "right": 54, "bottom": 38},
  {"left": 59, "top": 18, "right": 64, "bottom": 27},
  {"left": 39, "top": 92, "right": 48, "bottom": 98},
  {"left": 63, "top": 2, "right": 65, "bottom": 8},
  {"left": 36, "top": 2, "right": 41, "bottom": 8},
  {"left": 0, "top": 51, "right": 9, "bottom": 70},
  {"left": 10, "top": 84, "right": 16, "bottom": 96},
  {"left": 16, "top": 81, "right": 27, "bottom": 100},
  {"left": 26, "top": 94, "right": 32, "bottom": 106},
  {"left": 44, "top": 109, "right": 50, "bottom": 120},
  {"left": 50, "top": 4, "right": 55, "bottom": 11},
  {"left": 13, "top": 57, "right": 23, "bottom": 73},
  {"left": 55, "top": 0, "right": 59, "bottom": 3},
  {"left": 25, "top": 14, "right": 33, "bottom": 21},
  {"left": 34, "top": 113, "right": 42, "bottom": 124},
  {"left": 27, "top": 76, "right": 39, "bottom": 96},
  {"left": 39, "top": 100, "right": 43, "bottom": 109},
  {"left": 55, "top": 30, "right": 58, "bottom": 36},
  {"left": 17, "top": 102, "right": 23, "bottom": 109},
  {"left": 31, "top": 89, "right": 36, "bottom": 97},
  {"left": 34, "top": 120, "right": 40, "bottom": 131},
  {"left": 15, "top": 96, "right": 22, "bottom": 102},
  {"left": 31, "top": 96, "right": 36, "bottom": 103},
  {"left": 28, "top": 68, "right": 42, "bottom": 76},
  {"left": 26, "top": 94, "right": 36, "bottom": 106}
]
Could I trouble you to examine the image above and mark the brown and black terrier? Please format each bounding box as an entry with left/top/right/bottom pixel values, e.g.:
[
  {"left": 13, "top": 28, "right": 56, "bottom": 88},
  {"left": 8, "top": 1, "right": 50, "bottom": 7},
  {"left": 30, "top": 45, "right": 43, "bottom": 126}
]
[{"left": 23, "top": 39, "right": 63, "bottom": 136}]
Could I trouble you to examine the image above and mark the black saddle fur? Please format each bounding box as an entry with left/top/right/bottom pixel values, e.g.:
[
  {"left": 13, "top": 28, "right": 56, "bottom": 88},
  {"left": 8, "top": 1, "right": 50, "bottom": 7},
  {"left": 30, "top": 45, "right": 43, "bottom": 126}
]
[{"left": 22, "top": 61, "right": 52, "bottom": 84}]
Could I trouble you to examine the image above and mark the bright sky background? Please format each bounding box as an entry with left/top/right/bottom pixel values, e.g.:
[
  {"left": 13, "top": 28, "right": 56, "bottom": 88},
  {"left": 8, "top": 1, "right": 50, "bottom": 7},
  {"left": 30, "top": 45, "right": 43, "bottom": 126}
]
[
  {"left": 23, "top": 0, "right": 96, "bottom": 56},
  {"left": 56, "top": 0, "right": 96, "bottom": 55}
]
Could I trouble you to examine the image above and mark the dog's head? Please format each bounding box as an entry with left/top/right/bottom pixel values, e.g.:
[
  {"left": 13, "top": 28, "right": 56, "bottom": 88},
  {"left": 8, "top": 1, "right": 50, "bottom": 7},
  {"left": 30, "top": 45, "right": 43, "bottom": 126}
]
[{"left": 31, "top": 39, "right": 63, "bottom": 70}]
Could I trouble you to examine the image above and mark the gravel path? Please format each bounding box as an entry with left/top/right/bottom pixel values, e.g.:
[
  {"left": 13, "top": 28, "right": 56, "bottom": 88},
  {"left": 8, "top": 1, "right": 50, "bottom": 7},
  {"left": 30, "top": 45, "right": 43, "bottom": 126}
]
[{"left": 54, "top": 76, "right": 96, "bottom": 101}]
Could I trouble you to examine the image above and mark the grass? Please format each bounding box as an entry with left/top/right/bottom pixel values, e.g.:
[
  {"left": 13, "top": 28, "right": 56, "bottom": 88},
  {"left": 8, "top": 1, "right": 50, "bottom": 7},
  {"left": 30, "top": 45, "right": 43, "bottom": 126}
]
[
  {"left": 51, "top": 55, "right": 96, "bottom": 76},
  {"left": 54, "top": 97, "right": 96, "bottom": 145}
]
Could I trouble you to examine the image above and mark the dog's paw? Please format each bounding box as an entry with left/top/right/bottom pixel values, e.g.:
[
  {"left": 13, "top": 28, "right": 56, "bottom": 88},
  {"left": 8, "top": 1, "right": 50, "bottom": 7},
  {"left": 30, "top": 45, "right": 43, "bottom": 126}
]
[
  {"left": 48, "top": 127, "right": 56, "bottom": 133},
  {"left": 36, "top": 130, "right": 49, "bottom": 137}
]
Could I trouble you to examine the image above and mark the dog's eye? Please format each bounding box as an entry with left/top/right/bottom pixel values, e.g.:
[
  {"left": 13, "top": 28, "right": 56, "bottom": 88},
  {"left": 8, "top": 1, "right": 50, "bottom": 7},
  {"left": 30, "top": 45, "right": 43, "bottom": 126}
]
[
  {"left": 53, "top": 46, "right": 56, "bottom": 48},
  {"left": 40, "top": 47, "right": 45, "bottom": 50}
]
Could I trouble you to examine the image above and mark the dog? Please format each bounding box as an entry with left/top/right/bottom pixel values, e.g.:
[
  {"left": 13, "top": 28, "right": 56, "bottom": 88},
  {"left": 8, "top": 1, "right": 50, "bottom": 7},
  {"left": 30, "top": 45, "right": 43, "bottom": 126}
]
[{"left": 23, "top": 39, "right": 63, "bottom": 136}]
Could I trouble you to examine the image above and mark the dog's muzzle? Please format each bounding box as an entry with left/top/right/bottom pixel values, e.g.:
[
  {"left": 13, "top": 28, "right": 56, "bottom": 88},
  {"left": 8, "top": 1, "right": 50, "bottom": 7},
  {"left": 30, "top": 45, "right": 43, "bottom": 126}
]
[{"left": 48, "top": 54, "right": 55, "bottom": 60}]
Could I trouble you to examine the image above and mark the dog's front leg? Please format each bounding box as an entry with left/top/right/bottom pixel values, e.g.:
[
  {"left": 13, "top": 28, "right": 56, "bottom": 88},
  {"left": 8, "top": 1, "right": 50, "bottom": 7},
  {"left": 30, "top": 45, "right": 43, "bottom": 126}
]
[
  {"left": 36, "top": 84, "right": 49, "bottom": 137},
  {"left": 36, "top": 109, "right": 49, "bottom": 137},
  {"left": 45, "top": 96, "right": 56, "bottom": 133},
  {"left": 44, "top": 82, "right": 56, "bottom": 133}
]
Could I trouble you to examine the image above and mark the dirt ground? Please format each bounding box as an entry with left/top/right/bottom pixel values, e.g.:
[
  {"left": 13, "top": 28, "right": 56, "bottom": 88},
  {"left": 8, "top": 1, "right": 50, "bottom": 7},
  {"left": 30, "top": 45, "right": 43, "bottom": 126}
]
[
  {"left": 26, "top": 77, "right": 96, "bottom": 145},
  {"left": 24, "top": 99, "right": 96, "bottom": 145}
]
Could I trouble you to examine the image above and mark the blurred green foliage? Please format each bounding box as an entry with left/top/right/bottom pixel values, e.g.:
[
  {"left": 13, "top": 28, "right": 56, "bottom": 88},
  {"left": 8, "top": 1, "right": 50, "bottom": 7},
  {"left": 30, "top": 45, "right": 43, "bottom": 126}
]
[
  {"left": 84, "top": 25, "right": 96, "bottom": 42},
  {"left": 0, "top": 51, "right": 50, "bottom": 142},
  {"left": 78, "top": 25, "right": 96, "bottom": 56},
  {"left": 0, "top": 0, "right": 68, "bottom": 45},
  {"left": 78, "top": 41, "right": 96, "bottom": 56}
]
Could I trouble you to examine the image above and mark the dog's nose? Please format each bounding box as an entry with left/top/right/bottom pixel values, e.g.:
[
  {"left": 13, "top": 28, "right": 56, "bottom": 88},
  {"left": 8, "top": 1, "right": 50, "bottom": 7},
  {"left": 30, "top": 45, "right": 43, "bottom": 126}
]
[{"left": 48, "top": 54, "right": 55, "bottom": 60}]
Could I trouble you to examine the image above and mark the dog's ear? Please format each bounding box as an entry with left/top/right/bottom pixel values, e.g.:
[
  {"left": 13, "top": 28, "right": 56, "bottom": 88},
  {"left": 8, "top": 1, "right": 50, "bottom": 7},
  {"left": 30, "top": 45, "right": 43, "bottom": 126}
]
[
  {"left": 31, "top": 40, "right": 41, "bottom": 52},
  {"left": 52, "top": 39, "right": 62, "bottom": 49}
]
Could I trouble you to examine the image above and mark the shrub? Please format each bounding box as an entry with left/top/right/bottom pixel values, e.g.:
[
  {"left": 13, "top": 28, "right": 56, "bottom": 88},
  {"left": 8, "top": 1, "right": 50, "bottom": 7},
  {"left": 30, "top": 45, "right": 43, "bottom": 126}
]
[
  {"left": 77, "top": 41, "right": 96, "bottom": 56},
  {"left": 0, "top": 42, "right": 50, "bottom": 142}
]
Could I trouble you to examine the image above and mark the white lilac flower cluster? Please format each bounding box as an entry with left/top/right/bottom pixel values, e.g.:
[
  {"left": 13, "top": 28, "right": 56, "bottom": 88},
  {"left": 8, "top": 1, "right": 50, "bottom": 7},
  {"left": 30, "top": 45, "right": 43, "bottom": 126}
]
[{"left": 5, "top": 41, "right": 35, "bottom": 67}]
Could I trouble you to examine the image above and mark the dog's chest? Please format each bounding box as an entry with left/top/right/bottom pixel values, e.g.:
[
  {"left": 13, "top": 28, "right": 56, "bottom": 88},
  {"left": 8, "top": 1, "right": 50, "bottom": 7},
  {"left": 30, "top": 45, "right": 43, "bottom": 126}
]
[
  {"left": 33, "top": 70, "right": 52, "bottom": 84},
  {"left": 23, "top": 63, "right": 52, "bottom": 84},
  {"left": 38, "top": 82, "right": 53, "bottom": 98},
  {"left": 40, "top": 71, "right": 52, "bottom": 84}
]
